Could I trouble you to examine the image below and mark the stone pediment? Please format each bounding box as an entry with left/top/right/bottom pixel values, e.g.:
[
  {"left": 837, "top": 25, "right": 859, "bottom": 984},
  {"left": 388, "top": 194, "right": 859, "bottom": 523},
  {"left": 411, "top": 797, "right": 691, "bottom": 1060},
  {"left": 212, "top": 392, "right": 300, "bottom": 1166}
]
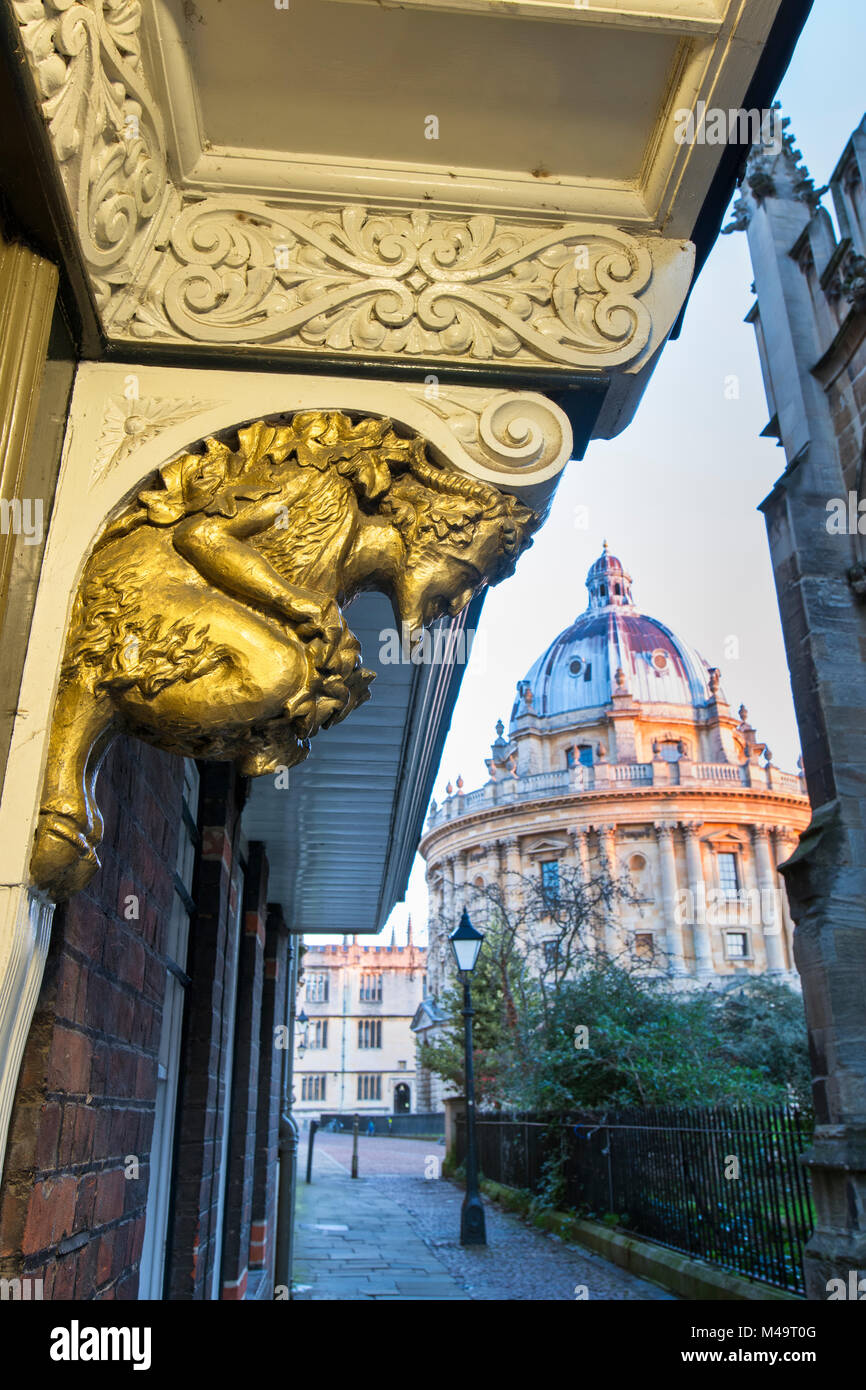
[
  {"left": 525, "top": 836, "right": 569, "bottom": 858},
  {"left": 703, "top": 828, "right": 749, "bottom": 847}
]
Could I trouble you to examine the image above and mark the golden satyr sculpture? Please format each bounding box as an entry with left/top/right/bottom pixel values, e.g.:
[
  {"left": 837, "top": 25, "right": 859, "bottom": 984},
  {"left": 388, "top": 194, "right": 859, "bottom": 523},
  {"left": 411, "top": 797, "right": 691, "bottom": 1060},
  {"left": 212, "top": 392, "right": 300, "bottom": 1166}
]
[{"left": 31, "top": 411, "right": 534, "bottom": 898}]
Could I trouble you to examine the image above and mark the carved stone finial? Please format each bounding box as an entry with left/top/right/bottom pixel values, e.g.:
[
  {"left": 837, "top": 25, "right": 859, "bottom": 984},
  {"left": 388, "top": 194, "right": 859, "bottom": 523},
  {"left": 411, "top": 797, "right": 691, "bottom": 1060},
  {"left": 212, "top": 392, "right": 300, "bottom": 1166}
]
[
  {"left": 495, "top": 718, "right": 504, "bottom": 739},
  {"left": 708, "top": 666, "right": 721, "bottom": 695},
  {"left": 30, "top": 412, "right": 535, "bottom": 898},
  {"left": 445, "top": 782, "right": 454, "bottom": 796},
  {"left": 723, "top": 106, "right": 828, "bottom": 233},
  {"left": 456, "top": 775, "right": 464, "bottom": 791},
  {"left": 738, "top": 704, "right": 749, "bottom": 724},
  {"left": 614, "top": 666, "right": 625, "bottom": 690}
]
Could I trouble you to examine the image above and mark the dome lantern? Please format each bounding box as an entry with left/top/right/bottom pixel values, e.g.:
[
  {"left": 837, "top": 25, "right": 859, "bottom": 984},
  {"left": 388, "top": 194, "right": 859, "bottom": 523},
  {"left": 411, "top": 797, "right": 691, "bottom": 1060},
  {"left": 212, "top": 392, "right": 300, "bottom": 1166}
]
[{"left": 586, "top": 540, "right": 634, "bottom": 610}]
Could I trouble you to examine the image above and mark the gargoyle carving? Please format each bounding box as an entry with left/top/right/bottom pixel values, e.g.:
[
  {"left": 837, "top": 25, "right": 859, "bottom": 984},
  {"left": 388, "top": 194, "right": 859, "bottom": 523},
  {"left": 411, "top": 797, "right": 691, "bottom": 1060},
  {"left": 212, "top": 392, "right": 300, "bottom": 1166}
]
[{"left": 31, "top": 411, "right": 535, "bottom": 898}]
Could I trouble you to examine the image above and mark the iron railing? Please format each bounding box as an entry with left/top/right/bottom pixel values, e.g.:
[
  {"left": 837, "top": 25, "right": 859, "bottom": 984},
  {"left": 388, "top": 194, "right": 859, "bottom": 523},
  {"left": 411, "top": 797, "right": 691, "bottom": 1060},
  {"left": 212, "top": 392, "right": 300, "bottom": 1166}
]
[{"left": 455, "top": 1105, "right": 814, "bottom": 1294}]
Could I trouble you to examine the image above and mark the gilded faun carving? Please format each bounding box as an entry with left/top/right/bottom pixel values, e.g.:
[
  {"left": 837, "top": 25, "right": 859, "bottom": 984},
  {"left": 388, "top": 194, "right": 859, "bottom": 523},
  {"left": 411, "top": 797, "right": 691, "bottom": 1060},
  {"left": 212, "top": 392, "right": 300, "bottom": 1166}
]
[{"left": 31, "top": 412, "right": 534, "bottom": 898}]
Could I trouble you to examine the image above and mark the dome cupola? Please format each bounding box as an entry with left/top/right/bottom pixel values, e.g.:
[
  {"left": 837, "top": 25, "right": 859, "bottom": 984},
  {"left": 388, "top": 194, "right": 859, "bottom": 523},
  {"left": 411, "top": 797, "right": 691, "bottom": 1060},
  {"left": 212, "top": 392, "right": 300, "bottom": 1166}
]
[
  {"left": 511, "top": 545, "right": 722, "bottom": 723},
  {"left": 586, "top": 541, "right": 634, "bottom": 609}
]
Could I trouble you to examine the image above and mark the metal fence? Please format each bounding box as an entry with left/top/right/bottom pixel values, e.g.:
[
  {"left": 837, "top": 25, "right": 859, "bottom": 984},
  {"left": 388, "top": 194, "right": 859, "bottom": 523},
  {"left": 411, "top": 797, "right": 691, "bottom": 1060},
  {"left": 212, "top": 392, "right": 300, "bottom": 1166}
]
[{"left": 455, "top": 1106, "right": 814, "bottom": 1295}]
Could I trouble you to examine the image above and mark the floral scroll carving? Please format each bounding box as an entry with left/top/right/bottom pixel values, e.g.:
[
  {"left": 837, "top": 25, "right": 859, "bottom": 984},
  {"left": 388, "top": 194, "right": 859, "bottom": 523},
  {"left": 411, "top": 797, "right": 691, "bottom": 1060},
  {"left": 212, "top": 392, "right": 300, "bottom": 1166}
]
[
  {"left": 14, "top": 4, "right": 659, "bottom": 373},
  {"left": 14, "top": 0, "right": 172, "bottom": 311},
  {"left": 127, "top": 204, "right": 654, "bottom": 368}
]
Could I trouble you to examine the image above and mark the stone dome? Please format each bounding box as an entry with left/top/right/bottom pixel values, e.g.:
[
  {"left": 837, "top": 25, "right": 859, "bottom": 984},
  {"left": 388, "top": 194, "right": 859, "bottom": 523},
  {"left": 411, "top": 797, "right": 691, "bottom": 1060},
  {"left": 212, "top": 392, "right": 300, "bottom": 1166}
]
[{"left": 511, "top": 543, "right": 720, "bottom": 722}]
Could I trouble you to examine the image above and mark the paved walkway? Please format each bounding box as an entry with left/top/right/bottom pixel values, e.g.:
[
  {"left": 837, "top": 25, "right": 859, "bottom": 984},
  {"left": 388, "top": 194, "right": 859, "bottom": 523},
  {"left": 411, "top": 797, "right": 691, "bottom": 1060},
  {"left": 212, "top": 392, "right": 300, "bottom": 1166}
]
[{"left": 293, "top": 1134, "right": 675, "bottom": 1301}]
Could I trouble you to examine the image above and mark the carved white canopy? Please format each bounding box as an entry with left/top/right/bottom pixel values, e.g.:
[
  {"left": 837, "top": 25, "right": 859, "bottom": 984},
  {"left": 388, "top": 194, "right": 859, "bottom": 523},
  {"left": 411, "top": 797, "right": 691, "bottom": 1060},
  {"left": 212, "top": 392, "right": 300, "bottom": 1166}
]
[{"left": 12, "top": 0, "right": 788, "bottom": 410}]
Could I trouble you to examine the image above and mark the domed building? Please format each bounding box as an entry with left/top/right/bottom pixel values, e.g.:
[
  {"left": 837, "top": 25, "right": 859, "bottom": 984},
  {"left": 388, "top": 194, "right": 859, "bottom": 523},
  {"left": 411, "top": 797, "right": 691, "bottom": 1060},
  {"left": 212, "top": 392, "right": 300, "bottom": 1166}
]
[{"left": 417, "top": 545, "right": 812, "bottom": 1097}]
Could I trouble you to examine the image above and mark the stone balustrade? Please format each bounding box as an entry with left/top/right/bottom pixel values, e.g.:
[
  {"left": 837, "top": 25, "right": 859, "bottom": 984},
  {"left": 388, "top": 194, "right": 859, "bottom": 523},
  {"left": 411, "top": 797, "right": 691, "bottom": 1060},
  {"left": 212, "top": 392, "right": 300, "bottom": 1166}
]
[{"left": 426, "top": 759, "right": 807, "bottom": 828}]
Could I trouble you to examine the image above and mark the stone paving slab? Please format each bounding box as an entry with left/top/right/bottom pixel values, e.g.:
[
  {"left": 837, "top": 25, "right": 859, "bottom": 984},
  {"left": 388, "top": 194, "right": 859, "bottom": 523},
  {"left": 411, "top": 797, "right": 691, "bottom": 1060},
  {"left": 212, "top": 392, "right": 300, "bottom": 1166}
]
[{"left": 292, "top": 1137, "right": 676, "bottom": 1301}]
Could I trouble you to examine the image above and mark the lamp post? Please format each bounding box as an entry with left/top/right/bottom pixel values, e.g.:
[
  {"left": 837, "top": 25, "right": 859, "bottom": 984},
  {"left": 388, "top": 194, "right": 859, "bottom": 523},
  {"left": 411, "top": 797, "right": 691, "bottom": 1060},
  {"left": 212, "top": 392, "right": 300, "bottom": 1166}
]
[
  {"left": 449, "top": 908, "right": 487, "bottom": 1246},
  {"left": 295, "top": 1009, "right": 309, "bottom": 1059}
]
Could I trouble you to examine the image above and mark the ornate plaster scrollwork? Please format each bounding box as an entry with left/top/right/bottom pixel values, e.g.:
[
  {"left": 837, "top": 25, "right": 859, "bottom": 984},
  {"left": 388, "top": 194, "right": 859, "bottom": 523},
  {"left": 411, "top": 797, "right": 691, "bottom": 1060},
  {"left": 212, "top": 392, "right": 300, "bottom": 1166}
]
[
  {"left": 125, "top": 204, "right": 654, "bottom": 368},
  {"left": 31, "top": 411, "right": 536, "bottom": 899},
  {"left": 406, "top": 386, "right": 572, "bottom": 491},
  {"left": 14, "top": 0, "right": 172, "bottom": 310},
  {"left": 13, "top": 5, "right": 666, "bottom": 374}
]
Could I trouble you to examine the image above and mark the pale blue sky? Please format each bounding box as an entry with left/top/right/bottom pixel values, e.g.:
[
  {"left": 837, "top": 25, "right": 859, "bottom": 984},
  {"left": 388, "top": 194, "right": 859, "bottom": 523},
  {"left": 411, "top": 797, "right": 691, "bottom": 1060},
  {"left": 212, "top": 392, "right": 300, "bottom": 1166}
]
[{"left": 377, "top": 1, "right": 866, "bottom": 946}]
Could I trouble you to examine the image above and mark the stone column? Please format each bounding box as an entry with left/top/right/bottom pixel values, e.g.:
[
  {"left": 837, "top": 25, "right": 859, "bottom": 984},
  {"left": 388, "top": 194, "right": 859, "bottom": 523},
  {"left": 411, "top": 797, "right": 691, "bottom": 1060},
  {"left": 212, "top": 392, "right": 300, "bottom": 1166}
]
[
  {"left": 569, "top": 826, "right": 595, "bottom": 951},
  {"left": 774, "top": 827, "right": 798, "bottom": 967},
  {"left": 752, "top": 825, "right": 787, "bottom": 972},
  {"left": 656, "top": 822, "right": 686, "bottom": 976},
  {"left": 437, "top": 854, "right": 457, "bottom": 992},
  {"left": 683, "top": 822, "right": 713, "bottom": 976},
  {"left": 425, "top": 863, "right": 444, "bottom": 996},
  {"left": 570, "top": 826, "right": 591, "bottom": 882},
  {"left": 596, "top": 824, "right": 620, "bottom": 958},
  {"left": 500, "top": 836, "right": 523, "bottom": 917},
  {"left": 441, "top": 854, "right": 456, "bottom": 930},
  {"left": 451, "top": 848, "right": 468, "bottom": 922}
]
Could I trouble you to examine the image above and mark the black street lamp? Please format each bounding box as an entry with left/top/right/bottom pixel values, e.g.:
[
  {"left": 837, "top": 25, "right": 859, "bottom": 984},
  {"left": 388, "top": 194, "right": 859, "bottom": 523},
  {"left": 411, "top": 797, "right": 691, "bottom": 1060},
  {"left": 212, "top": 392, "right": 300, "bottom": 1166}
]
[{"left": 449, "top": 907, "right": 487, "bottom": 1246}]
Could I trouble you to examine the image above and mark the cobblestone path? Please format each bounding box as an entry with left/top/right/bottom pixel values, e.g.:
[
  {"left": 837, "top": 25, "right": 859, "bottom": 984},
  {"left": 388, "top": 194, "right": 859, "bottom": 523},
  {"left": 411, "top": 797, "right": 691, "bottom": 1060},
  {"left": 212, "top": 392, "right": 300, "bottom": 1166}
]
[{"left": 293, "top": 1134, "right": 675, "bottom": 1301}]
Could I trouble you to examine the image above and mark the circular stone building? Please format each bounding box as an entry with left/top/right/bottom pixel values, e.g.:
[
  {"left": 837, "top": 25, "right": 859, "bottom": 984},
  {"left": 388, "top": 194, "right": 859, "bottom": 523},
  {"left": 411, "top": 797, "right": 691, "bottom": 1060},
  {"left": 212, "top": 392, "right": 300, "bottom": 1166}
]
[{"left": 419, "top": 544, "right": 812, "bottom": 1015}]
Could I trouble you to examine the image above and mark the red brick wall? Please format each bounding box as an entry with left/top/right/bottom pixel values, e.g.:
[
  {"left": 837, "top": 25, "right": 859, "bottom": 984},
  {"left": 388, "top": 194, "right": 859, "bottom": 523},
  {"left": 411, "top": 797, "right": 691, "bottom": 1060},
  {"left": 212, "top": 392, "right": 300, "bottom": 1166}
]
[{"left": 0, "top": 735, "right": 185, "bottom": 1299}]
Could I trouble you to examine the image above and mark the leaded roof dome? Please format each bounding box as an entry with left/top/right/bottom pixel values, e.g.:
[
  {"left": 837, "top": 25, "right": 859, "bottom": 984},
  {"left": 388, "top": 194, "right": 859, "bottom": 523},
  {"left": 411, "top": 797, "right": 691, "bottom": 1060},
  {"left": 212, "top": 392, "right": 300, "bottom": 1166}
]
[{"left": 511, "top": 544, "right": 721, "bottom": 723}]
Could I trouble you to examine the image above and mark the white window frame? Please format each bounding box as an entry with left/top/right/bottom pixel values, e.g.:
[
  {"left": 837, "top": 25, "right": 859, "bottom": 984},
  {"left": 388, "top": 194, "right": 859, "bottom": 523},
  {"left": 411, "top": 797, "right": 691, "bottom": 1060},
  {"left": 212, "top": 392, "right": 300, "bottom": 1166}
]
[{"left": 724, "top": 930, "right": 752, "bottom": 961}]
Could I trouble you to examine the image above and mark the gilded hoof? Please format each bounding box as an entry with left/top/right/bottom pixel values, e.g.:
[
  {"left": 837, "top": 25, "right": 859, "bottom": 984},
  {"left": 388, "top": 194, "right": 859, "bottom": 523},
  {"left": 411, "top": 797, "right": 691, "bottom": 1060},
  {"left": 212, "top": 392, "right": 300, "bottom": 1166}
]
[{"left": 31, "top": 813, "right": 101, "bottom": 899}]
